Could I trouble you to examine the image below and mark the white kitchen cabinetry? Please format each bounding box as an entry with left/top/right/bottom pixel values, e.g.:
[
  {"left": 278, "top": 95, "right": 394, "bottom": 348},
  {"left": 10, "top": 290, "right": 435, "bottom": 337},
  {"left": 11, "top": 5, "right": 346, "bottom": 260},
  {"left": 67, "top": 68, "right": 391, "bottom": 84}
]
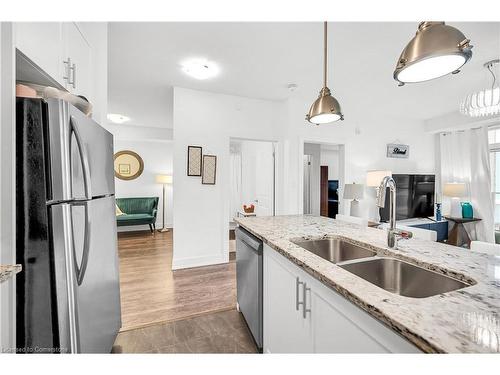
[
  {"left": 62, "top": 23, "right": 92, "bottom": 99},
  {"left": 15, "top": 23, "right": 63, "bottom": 85},
  {"left": 263, "top": 243, "right": 312, "bottom": 353},
  {"left": 263, "top": 244, "right": 421, "bottom": 353},
  {"left": 14, "top": 22, "right": 92, "bottom": 101}
]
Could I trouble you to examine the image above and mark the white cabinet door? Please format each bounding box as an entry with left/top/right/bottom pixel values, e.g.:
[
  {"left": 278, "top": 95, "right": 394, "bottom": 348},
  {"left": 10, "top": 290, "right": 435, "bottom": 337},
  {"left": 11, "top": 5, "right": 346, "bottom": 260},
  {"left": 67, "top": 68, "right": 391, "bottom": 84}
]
[
  {"left": 264, "top": 245, "right": 421, "bottom": 353},
  {"left": 63, "top": 23, "right": 92, "bottom": 101},
  {"left": 263, "top": 245, "right": 312, "bottom": 353},
  {"left": 307, "top": 264, "right": 421, "bottom": 353},
  {"left": 311, "top": 290, "right": 389, "bottom": 353},
  {"left": 15, "top": 22, "right": 64, "bottom": 85}
]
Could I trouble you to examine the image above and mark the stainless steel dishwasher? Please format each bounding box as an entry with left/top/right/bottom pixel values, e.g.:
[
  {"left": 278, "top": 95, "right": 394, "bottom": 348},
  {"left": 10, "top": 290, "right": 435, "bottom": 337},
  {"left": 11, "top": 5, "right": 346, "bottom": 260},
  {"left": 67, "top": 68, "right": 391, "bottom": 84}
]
[{"left": 235, "top": 226, "right": 263, "bottom": 351}]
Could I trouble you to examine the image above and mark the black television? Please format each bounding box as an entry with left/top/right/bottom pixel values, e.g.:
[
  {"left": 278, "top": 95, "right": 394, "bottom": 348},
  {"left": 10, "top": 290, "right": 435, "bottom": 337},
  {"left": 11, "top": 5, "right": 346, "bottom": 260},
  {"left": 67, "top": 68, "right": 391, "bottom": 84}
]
[{"left": 379, "top": 174, "right": 435, "bottom": 222}]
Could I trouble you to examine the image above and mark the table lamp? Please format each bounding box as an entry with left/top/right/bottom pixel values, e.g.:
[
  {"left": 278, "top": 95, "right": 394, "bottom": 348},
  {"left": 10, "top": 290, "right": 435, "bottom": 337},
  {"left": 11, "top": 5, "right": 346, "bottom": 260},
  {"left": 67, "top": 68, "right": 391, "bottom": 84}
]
[
  {"left": 366, "top": 170, "right": 392, "bottom": 187},
  {"left": 156, "top": 174, "right": 172, "bottom": 232},
  {"left": 343, "top": 183, "right": 364, "bottom": 217},
  {"left": 443, "top": 182, "right": 466, "bottom": 218}
]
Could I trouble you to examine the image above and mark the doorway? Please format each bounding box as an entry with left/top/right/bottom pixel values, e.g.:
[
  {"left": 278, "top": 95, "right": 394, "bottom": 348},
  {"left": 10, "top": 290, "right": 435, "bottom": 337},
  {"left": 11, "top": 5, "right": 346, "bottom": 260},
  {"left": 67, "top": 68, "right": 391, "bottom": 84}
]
[
  {"left": 303, "top": 142, "right": 344, "bottom": 218},
  {"left": 229, "top": 139, "right": 277, "bottom": 251}
]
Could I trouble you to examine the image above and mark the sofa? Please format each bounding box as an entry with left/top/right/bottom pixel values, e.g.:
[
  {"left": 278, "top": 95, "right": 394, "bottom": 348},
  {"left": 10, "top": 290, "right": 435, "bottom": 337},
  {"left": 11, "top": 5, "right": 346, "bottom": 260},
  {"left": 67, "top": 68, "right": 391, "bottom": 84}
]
[{"left": 116, "top": 197, "right": 159, "bottom": 233}]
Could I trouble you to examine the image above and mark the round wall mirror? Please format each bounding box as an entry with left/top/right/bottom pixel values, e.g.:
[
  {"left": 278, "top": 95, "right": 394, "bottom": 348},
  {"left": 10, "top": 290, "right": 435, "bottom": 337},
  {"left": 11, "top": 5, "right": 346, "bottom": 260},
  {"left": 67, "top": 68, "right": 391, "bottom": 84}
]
[{"left": 114, "top": 150, "right": 144, "bottom": 180}]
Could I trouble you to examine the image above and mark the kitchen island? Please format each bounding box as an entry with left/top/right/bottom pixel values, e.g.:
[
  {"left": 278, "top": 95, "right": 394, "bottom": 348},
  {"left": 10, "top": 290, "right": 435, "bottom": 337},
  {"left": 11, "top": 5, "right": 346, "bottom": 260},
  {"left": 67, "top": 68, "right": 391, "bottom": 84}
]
[{"left": 234, "top": 215, "right": 500, "bottom": 353}]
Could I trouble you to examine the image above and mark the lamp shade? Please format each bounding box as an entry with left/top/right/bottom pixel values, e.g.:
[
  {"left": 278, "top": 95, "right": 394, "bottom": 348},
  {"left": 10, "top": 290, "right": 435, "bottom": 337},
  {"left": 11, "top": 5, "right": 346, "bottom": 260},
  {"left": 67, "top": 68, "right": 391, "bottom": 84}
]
[
  {"left": 366, "top": 170, "right": 392, "bottom": 187},
  {"left": 343, "top": 183, "right": 364, "bottom": 200},
  {"left": 156, "top": 174, "right": 172, "bottom": 184},
  {"left": 394, "top": 22, "right": 472, "bottom": 85},
  {"left": 443, "top": 182, "right": 466, "bottom": 198}
]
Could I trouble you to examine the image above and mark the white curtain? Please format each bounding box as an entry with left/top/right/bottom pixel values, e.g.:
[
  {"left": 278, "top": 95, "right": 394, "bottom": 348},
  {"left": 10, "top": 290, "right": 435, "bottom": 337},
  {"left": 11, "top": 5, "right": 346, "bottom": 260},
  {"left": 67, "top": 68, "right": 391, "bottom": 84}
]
[
  {"left": 439, "top": 126, "right": 495, "bottom": 242},
  {"left": 229, "top": 152, "right": 242, "bottom": 221}
]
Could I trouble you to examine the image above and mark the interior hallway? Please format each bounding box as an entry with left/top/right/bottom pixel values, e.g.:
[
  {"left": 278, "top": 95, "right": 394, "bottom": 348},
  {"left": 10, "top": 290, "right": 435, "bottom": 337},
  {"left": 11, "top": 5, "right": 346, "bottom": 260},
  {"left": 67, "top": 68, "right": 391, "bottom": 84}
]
[{"left": 118, "top": 230, "right": 236, "bottom": 330}]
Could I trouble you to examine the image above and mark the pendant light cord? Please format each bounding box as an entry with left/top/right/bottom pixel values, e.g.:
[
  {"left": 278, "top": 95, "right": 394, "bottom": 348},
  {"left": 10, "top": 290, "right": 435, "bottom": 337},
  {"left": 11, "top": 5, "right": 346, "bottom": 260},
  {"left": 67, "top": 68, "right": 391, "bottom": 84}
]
[{"left": 323, "top": 21, "right": 328, "bottom": 88}]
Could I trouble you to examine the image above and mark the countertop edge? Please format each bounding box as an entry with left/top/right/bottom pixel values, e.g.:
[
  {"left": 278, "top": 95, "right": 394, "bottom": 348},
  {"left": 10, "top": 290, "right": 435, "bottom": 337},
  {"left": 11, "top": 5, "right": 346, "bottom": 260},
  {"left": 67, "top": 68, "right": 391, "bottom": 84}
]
[
  {"left": 0, "top": 264, "right": 22, "bottom": 284},
  {"left": 236, "top": 221, "right": 441, "bottom": 353}
]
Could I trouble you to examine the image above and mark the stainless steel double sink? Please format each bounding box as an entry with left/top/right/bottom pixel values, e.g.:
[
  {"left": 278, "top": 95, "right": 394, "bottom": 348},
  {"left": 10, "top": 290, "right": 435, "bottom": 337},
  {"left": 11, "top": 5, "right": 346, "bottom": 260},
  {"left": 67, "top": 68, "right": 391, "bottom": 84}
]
[{"left": 291, "top": 238, "right": 470, "bottom": 298}]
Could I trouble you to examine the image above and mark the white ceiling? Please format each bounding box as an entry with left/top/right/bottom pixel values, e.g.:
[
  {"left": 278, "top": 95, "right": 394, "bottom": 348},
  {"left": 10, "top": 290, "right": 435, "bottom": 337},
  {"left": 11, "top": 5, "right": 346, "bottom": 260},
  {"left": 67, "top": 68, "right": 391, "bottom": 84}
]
[{"left": 108, "top": 22, "right": 500, "bottom": 129}]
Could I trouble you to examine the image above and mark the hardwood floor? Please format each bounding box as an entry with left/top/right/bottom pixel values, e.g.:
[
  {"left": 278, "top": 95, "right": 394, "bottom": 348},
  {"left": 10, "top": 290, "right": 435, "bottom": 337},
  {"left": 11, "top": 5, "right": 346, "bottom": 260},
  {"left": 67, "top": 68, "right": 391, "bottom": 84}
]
[{"left": 117, "top": 230, "right": 236, "bottom": 330}]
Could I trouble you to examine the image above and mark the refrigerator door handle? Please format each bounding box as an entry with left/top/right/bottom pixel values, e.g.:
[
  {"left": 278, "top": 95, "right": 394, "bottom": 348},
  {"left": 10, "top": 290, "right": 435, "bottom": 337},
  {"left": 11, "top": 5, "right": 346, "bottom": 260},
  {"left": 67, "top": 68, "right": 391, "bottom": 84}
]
[
  {"left": 72, "top": 201, "right": 91, "bottom": 286},
  {"left": 70, "top": 115, "right": 92, "bottom": 200}
]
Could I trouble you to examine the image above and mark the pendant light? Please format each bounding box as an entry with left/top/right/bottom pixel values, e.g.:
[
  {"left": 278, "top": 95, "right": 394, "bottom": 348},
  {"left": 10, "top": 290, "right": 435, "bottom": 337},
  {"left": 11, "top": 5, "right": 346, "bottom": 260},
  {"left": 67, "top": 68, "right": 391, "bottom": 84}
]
[
  {"left": 306, "top": 21, "right": 343, "bottom": 124},
  {"left": 394, "top": 22, "right": 473, "bottom": 86},
  {"left": 460, "top": 59, "right": 500, "bottom": 117}
]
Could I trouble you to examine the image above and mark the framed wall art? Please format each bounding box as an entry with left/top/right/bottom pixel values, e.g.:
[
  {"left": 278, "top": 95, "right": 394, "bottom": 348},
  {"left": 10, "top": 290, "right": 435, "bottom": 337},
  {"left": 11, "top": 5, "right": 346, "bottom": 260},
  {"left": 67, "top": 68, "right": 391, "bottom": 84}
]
[
  {"left": 187, "top": 146, "right": 203, "bottom": 176},
  {"left": 114, "top": 150, "right": 144, "bottom": 180},
  {"left": 386, "top": 143, "right": 409, "bottom": 159},
  {"left": 202, "top": 155, "right": 217, "bottom": 185}
]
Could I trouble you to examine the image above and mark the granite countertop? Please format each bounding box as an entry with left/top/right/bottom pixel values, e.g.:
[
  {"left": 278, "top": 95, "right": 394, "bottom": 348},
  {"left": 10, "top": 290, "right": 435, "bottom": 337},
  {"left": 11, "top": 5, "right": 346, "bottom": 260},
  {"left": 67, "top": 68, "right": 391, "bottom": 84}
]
[
  {"left": 0, "top": 264, "right": 22, "bottom": 284},
  {"left": 234, "top": 215, "right": 500, "bottom": 353}
]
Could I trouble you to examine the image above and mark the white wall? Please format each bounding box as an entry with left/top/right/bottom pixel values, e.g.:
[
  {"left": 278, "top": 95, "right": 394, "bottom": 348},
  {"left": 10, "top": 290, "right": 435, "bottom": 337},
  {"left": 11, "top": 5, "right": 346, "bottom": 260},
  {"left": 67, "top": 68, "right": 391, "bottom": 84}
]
[
  {"left": 172, "top": 87, "right": 283, "bottom": 270},
  {"left": 109, "top": 138, "right": 173, "bottom": 231},
  {"left": 280, "top": 95, "right": 436, "bottom": 221}
]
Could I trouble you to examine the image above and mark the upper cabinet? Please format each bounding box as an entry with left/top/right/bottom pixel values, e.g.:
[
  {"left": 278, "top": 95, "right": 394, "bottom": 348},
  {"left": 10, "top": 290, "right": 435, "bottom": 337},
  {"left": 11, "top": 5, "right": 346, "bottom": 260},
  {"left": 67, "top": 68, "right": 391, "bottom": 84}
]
[
  {"left": 15, "top": 23, "right": 63, "bottom": 85},
  {"left": 62, "top": 23, "right": 92, "bottom": 100},
  {"left": 14, "top": 22, "right": 93, "bottom": 102}
]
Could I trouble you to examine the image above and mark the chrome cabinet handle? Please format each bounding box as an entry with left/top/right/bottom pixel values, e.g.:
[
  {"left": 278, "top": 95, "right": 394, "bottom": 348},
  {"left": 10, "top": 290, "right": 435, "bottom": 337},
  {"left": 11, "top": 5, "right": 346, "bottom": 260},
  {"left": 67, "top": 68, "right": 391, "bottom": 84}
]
[
  {"left": 70, "top": 63, "right": 76, "bottom": 89},
  {"left": 296, "top": 277, "right": 304, "bottom": 311},
  {"left": 63, "top": 58, "right": 76, "bottom": 88},
  {"left": 63, "top": 57, "right": 72, "bottom": 82},
  {"left": 303, "top": 282, "right": 311, "bottom": 319}
]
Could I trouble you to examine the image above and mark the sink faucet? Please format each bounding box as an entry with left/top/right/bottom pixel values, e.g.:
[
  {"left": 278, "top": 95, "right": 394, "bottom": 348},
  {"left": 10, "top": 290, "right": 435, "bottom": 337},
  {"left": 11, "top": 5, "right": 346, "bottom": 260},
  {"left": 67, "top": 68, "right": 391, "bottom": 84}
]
[{"left": 376, "top": 176, "right": 413, "bottom": 248}]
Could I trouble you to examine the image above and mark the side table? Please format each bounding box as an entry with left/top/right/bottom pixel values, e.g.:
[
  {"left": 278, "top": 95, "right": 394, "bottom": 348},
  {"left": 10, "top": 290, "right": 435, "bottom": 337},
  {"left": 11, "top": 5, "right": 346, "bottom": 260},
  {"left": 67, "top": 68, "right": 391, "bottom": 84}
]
[{"left": 444, "top": 216, "right": 482, "bottom": 248}]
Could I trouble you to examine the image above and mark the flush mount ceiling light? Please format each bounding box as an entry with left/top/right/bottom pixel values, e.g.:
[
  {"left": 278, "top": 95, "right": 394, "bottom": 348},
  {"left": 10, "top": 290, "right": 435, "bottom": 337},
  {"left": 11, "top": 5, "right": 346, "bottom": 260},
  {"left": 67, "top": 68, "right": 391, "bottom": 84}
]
[
  {"left": 306, "top": 22, "right": 343, "bottom": 125},
  {"left": 181, "top": 58, "right": 219, "bottom": 80},
  {"left": 107, "top": 113, "right": 130, "bottom": 124},
  {"left": 394, "top": 22, "right": 473, "bottom": 86},
  {"left": 460, "top": 59, "right": 500, "bottom": 117}
]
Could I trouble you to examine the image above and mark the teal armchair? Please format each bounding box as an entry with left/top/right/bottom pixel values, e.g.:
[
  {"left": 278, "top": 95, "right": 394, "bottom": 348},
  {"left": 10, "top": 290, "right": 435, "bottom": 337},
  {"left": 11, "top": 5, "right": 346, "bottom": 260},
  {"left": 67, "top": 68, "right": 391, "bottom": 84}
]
[{"left": 116, "top": 197, "right": 159, "bottom": 233}]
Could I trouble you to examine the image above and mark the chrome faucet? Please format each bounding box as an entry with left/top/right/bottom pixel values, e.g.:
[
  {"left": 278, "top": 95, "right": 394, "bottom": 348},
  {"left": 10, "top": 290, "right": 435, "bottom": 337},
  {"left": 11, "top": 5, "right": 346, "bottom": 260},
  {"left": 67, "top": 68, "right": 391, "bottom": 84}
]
[{"left": 376, "top": 176, "right": 413, "bottom": 248}]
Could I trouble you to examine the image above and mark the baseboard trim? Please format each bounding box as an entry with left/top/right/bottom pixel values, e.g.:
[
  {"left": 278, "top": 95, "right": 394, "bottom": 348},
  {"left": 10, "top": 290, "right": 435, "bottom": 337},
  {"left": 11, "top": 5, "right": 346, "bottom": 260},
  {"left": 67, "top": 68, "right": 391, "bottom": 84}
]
[
  {"left": 171, "top": 253, "right": 229, "bottom": 270},
  {"left": 117, "top": 224, "right": 173, "bottom": 232}
]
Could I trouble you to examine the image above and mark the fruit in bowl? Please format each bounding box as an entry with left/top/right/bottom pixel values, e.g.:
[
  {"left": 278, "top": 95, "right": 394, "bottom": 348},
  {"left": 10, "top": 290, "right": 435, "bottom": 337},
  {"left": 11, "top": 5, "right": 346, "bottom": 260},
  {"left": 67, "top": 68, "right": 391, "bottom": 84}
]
[{"left": 243, "top": 204, "right": 255, "bottom": 213}]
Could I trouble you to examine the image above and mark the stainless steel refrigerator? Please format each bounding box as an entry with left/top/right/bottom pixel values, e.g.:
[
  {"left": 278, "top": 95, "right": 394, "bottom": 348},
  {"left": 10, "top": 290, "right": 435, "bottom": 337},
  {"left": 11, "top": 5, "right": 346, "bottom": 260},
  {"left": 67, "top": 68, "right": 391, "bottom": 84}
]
[{"left": 16, "top": 97, "right": 121, "bottom": 353}]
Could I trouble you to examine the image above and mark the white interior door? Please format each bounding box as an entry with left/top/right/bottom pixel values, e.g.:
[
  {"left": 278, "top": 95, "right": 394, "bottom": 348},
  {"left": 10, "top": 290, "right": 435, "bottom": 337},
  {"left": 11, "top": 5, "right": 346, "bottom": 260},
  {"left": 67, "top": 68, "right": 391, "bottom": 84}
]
[{"left": 254, "top": 142, "right": 274, "bottom": 216}]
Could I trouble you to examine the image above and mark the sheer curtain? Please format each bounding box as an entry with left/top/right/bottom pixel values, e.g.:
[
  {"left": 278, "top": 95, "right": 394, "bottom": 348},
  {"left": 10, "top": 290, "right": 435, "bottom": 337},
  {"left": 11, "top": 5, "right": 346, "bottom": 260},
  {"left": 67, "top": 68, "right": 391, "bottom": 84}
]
[
  {"left": 229, "top": 151, "right": 242, "bottom": 221},
  {"left": 439, "top": 126, "right": 495, "bottom": 242}
]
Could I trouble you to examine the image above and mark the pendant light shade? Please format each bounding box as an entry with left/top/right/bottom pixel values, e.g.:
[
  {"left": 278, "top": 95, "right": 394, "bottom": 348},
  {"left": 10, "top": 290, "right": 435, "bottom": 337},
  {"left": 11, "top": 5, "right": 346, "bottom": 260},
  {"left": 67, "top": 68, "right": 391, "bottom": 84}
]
[
  {"left": 306, "top": 22, "right": 343, "bottom": 124},
  {"left": 460, "top": 59, "right": 500, "bottom": 117},
  {"left": 394, "top": 22, "right": 472, "bottom": 86}
]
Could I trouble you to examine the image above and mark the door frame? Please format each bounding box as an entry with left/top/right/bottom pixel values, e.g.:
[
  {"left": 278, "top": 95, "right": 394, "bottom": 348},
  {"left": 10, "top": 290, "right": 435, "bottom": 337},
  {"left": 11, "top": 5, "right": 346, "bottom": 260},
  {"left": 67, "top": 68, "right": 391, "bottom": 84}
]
[{"left": 299, "top": 139, "right": 345, "bottom": 217}]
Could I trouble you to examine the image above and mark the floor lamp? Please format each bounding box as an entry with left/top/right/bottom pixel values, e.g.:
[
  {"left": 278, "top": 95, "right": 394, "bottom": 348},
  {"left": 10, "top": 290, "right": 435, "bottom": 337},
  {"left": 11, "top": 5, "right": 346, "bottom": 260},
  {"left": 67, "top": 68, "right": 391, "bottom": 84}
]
[{"left": 156, "top": 174, "right": 172, "bottom": 232}]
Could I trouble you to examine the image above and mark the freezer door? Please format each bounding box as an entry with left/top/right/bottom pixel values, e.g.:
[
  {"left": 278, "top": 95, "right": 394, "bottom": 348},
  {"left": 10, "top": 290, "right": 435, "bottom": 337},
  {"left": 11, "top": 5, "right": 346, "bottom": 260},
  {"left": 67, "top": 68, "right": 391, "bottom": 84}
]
[
  {"left": 51, "top": 196, "right": 121, "bottom": 353},
  {"left": 46, "top": 98, "right": 115, "bottom": 202}
]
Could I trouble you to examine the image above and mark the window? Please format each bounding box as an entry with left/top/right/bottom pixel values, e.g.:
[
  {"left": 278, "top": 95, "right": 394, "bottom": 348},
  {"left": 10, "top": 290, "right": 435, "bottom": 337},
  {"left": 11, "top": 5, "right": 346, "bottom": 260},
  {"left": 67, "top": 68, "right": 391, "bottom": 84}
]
[{"left": 488, "top": 127, "right": 500, "bottom": 229}]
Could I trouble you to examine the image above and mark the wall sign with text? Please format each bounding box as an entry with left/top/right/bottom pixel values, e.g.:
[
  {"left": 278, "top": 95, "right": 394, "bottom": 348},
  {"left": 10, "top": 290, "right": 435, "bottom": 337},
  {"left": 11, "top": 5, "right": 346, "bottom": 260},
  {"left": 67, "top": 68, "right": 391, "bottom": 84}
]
[{"left": 386, "top": 143, "right": 409, "bottom": 159}]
